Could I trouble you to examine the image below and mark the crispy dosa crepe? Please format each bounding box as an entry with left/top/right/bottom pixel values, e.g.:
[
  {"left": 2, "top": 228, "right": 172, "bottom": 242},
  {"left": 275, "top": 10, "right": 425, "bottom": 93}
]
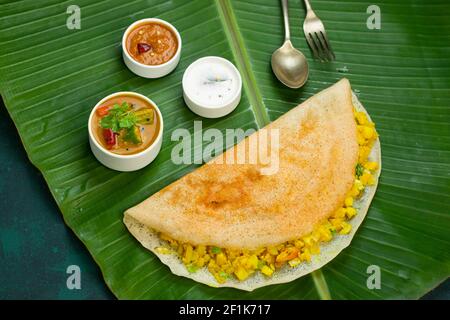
[{"left": 124, "top": 78, "right": 381, "bottom": 290}]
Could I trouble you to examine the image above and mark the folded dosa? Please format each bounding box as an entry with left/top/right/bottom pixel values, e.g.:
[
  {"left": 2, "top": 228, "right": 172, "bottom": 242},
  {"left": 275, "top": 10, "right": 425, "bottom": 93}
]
[{"left": 124, "top": 78, "right": 381, "bottom": 290}]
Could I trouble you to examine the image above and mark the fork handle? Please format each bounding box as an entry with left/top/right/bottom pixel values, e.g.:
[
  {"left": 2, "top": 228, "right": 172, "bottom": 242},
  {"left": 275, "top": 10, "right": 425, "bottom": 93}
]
[
  {"left": 281, "top": 0, "right": 291, "bottom": 41},
  {"left": 303, "top": 0, "right": 312, "bottom": 11}
]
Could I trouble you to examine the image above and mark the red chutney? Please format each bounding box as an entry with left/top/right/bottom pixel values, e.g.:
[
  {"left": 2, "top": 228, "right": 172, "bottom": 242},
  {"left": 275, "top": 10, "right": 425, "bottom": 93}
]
[{"left": 126, "top": 22, "right": 178, "bottom": 65}]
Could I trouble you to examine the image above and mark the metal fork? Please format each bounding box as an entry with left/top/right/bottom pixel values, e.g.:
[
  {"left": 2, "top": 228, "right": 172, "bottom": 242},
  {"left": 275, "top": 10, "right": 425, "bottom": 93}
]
[{"left": 303, "top": 0, "right": 335, "bottom": 61}]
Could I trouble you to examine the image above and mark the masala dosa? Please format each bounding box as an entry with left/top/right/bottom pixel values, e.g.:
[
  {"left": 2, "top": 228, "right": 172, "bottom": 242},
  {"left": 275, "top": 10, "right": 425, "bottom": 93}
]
[{"left": 124, "top": 78, "right": 381, "bottom": 290}]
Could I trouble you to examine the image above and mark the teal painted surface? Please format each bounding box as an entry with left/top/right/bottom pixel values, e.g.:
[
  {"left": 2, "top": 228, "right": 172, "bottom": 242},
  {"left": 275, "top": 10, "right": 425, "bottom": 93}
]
[
  {"left": 0, "top": 98, "right": 447, "bottom": 299},
  {"left": 0, "top": 101, "right": 113, "bottom": 300}
]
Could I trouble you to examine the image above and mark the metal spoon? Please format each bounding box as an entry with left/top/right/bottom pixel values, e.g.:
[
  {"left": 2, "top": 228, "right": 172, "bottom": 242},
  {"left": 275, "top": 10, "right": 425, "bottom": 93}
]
[{"left": 271, "top": 0, "right": 309, "bottom": 89}]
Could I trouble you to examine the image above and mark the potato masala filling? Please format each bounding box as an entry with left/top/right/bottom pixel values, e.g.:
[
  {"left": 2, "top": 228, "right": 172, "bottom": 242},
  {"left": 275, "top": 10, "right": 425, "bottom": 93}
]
[{"left": 154, "top": 108, "right": 379, "bottom": 284}]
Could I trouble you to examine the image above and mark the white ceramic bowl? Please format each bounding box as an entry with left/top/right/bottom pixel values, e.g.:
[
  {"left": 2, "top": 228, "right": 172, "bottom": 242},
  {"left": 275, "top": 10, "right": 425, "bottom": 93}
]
[
  {"left": 88, "top": 92, "right": 163, "bottom": 172},
  {"left": 182, "top": 56, "right": 242, "bottom": 118},
  {"left": 122, "top": 18, "right": 182, "bottom": 78}
]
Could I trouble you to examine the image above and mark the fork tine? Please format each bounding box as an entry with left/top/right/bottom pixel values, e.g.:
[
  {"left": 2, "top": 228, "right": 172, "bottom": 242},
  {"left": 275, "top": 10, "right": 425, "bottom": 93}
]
[
  {"left": 315, "top": 30, "right": 331, "bottom": 61},
  {"left": 302, "top": 0, "right": 335, "bottom": 62},
  {"left": 313, "top": 32, "right": 329, "bottom": 62},
  {"left": 306, "top": 32, "right": 321, "bottom": 61},
  {"left": 320, "top": 31, "right": 335, "bottom": 60}
]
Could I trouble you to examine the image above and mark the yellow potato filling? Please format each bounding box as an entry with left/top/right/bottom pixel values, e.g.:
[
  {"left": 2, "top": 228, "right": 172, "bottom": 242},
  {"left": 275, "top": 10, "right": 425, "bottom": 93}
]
[{"left": 154, "top": 109, "right": 378, "bottom": 284}]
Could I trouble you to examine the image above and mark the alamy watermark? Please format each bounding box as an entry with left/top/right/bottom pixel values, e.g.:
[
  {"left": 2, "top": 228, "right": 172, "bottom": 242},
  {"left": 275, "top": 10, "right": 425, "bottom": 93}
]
[
  {"left": 66, "top": 5, "right": 81, "bottom": 30},
  {"left": 366, "top": 265, "right": 381, "bottom": 290},
  {"left": 367, "top": 5, "right": 381, "bottom": 30},
  {"left": 171, "top": 121, "right": 280, "bottom": 175},
  {"left": 66, "top": 265, "right": 81, "bottom": 290}
]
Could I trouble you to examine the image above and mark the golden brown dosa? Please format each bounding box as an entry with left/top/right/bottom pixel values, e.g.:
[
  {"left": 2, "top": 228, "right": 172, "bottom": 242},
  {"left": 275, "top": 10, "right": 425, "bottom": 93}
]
[
  {"left": 125, "top": 78, "right": 358, "bottom": 249},
  {"left": 123, "top": 78, "right": 381, "bottom": 290}
]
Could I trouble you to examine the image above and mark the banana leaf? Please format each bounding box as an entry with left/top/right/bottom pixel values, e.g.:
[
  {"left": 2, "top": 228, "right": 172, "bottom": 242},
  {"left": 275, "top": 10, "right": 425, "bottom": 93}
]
[{"left": 0, "top": 0, "right": 449, "bottom": 299}]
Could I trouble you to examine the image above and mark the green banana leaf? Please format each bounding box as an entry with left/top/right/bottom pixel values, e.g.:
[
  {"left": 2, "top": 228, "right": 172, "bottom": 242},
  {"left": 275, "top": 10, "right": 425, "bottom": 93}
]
[{"left": 0, "top": 0, "right": 449, "bottom": 299}]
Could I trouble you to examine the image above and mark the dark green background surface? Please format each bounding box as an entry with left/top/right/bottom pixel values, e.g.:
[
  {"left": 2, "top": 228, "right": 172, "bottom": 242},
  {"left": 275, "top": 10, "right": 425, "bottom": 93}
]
[
  {"left": 0, "top": 99, "right": 112, "bottom": 299},
  {"left": 0, "top": 97, "right": 448, "bottom": 299}
]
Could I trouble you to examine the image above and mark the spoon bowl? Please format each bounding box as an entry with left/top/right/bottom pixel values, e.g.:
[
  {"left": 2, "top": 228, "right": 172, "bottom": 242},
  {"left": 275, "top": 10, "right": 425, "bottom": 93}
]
[
  {"left": 272, "top": 0, "right": 309, "bottom": 89},
  {"left": 271, "top": 40, "right": 309, "bottom": 89}
]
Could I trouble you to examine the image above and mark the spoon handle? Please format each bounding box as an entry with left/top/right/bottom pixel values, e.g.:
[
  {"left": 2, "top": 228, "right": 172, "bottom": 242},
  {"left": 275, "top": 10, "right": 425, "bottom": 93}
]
[{"left": 281, "top": 0, "right": 291, "bottom": 41}]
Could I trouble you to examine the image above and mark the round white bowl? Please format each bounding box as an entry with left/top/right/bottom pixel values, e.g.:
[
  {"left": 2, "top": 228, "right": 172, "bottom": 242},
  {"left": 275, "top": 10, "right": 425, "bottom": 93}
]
[
  {"left": 182, "top": 56, "right": 242, "bottom": 118},
  {"left": 88, "top": 92, "right": 163, "bottom": 172},
  {"left": 122, "top": 18, "right": 182, "bottom": 79}
]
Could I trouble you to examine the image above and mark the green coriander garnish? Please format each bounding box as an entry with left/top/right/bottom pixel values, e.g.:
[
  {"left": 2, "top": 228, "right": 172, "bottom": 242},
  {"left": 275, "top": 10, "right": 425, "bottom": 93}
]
[
  {"left": 257, "top": 260, "right": 266, "bottom": 269},
  {"left": 211, "top": 247, "right": 221, "bottom": 254},
  {"left": 355, "top": 163, "right": 364, "bottom": 177},
  {"left": 187, "top": 264, "right": 198, "bottom": 273},
  {"left": 100, "top": 102, "right": 137, "bottom": 133}
]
